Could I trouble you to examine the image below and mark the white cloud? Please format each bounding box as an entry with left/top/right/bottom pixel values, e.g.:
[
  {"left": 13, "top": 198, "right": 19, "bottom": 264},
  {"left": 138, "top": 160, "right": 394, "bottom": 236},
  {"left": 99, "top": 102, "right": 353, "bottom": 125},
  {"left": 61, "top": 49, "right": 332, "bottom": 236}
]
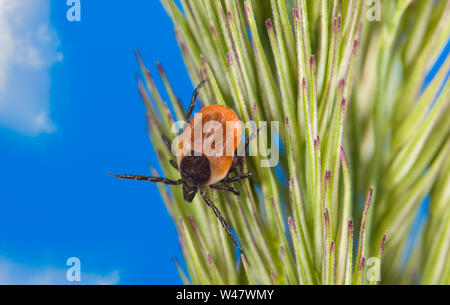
[
  {"left": 0, "top": 256, "right": 120, "bottom": 285},
  {"left": 0, "top": 0, "right": 62, "bottom": 136}
]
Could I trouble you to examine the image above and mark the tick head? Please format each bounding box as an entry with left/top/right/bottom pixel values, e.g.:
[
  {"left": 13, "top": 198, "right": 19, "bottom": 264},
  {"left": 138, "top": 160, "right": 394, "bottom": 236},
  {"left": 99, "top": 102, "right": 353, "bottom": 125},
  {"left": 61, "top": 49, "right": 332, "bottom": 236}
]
[{"left": 182, "top": 184, "right": 197, "bottom": 202}]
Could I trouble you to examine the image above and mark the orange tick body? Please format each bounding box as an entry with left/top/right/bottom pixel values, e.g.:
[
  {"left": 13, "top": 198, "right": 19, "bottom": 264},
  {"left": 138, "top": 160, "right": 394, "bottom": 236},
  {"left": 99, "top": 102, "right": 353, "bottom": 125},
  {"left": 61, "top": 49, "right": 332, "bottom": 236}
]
[
  {"left": 111, "top": 81, "right": 258, "bottom": 249},
  {"left": 177, "top": 105, "right": 242, "bottom": 187}
]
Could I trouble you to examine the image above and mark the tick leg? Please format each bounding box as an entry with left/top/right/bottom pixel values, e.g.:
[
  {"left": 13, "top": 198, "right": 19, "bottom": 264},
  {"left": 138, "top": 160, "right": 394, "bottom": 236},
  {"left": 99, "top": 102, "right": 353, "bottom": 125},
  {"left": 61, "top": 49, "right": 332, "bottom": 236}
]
[
  {"left": 233, "top": 155, "right": 244, "bottom": 173},
  {"left": 169, "top": 160, "right": 179, "bottom": 171},
  {"left": 161, "top": 134, "right": 179, "bottom": 170},
  {"left": 199, "top": 189, "right": 241, "bottom": 249},
  {"left": 210, "top": 184, "right": 240, "bottom": 196},
  {"left": 185, "top": 80, "right": 206, "bottom": 124},
  {"left": 221, "top": 172, "right": 253, "bottom": 183},
  {"left": 109, "top": 173, "right": 182, "bottom": 185},
  {"left": 161, "top": 134, "right": 174, "bottom": 154}
]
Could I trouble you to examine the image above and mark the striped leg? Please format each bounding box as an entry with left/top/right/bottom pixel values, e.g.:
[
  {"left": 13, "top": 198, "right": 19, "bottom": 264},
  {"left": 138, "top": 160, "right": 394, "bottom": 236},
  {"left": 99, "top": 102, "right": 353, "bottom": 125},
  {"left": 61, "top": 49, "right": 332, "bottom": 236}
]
[
  {"left": 199, "top": 189, "right": 241, "bottom": 249},
  {"left": 109, "top": 173, "right": 182, "bottom": 185}
]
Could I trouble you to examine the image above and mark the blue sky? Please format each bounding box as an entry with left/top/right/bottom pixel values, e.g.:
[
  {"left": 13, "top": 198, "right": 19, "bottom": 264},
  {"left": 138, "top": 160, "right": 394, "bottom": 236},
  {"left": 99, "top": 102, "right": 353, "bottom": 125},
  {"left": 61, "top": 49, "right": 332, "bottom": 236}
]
[
  {"left": 0, "top": 0, "right": 191, "bottom": 284},
  {"left": 0, "top": 1, "right": 448, "bottom": 285}
]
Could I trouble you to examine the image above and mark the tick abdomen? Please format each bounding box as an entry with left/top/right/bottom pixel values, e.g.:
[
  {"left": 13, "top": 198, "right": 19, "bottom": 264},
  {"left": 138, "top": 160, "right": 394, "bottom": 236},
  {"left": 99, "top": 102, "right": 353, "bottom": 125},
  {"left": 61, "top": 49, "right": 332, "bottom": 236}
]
[{"left": 177, "top": 105, "right": 242, "bottom": 186}]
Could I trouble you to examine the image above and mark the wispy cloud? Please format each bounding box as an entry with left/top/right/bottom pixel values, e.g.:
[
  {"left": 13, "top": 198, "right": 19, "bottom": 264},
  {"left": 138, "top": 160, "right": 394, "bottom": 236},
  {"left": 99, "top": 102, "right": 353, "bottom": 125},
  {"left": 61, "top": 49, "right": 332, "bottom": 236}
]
[
  {"left": 0, "top": 256, "right": 120, "bottom": 285},
  {"left": 0, "top": 0, "right": 62, "bottom": 136}
]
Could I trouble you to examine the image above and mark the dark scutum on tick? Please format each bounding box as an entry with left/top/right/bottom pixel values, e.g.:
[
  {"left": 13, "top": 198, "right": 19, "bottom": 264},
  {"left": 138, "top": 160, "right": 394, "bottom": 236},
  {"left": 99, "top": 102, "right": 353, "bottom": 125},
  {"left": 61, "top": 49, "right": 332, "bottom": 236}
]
[
  {"left": 180, "top": 152, "right": 211, "bottom": 187},
  {"left": 110, "top": 80, "right": 260, "bottom": 249}
]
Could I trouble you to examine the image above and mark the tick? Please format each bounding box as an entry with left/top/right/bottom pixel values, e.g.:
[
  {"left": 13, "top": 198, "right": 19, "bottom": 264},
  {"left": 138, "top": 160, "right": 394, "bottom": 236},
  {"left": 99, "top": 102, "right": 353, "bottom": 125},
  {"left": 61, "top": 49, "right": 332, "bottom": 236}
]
[{"left": 110, "top": 81, "right": 259, "bottom": 248}]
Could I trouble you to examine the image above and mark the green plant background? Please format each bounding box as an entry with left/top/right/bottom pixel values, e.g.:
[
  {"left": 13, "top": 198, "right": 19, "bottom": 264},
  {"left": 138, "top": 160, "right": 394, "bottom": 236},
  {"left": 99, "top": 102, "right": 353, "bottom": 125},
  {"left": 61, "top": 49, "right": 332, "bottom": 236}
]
[{"left": 136, "top": 0, "right": 449, "bottom": 284}]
